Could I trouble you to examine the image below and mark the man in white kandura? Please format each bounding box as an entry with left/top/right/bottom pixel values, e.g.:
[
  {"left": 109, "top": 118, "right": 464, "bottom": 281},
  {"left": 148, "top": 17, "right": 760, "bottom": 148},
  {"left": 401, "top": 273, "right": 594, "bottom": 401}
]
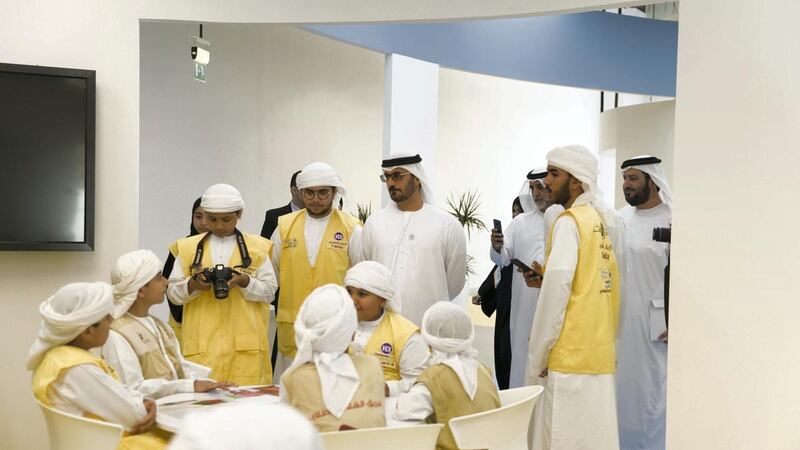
[
  {"left": 360, "top": 153, "right": 467, "bottom": 325},
  {"left": 489, "top": 168, "right": 553, "bottom": 388},
  {"left": 616, "top": 155, "right": 672, "bottom": 450},
  {"left": 269, "top": 162, "right": 362, "bottom": 380},
  {"left": 102, "top": 249, "right": 230, "bottom": 399},
  {"left": 525, "top": 145, "right": 626, "bottom": 450}
]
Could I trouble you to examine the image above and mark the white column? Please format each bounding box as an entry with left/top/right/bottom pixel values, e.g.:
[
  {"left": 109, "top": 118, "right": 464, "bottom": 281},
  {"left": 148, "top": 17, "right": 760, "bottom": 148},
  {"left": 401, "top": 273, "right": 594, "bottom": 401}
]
[{"left": 382, "top": 53, "right": 439, "bottom": 206}]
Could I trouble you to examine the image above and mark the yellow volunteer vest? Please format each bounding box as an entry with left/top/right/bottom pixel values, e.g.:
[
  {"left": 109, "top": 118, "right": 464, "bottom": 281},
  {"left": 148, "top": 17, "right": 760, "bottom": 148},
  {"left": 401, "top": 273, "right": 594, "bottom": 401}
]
[
  {"left": 282, "top": 353, "right": 386, "bottom": 432},
  {"left": 417, "top": 363, "right": 500, "bottom": 450},
  {"left": 545, "top": 203, "right": 620, "bottom": 374},
  {"left": 360, "top": 311, "right": 419, "bottom": 381},
  {"left": 277, "top": 209, "right": 359, "bottom": 357},
  {"left": 174, "top": 232, "right": 273, "bottom": 385},
  {"left": 111, "top": 314, "right": 186, "bottom": 381},
  {"left": 32, "top": 346, "right": 169, "bottom": 450}
]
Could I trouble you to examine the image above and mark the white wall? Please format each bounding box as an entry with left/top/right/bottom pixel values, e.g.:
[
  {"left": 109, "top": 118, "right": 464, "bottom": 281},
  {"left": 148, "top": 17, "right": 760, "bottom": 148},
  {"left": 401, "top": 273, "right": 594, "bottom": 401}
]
[
  {"left": 668, "top": 1, "right": 800, "bottom": 449},
  {"left": 599, "top": 100, "right": 675, "bottom": 209},
  {"left": 140, "top": 23, "right": 384, "bottom": 322},
  {"left": 436, "top": 69, "right": 601, "bottom": 288}
]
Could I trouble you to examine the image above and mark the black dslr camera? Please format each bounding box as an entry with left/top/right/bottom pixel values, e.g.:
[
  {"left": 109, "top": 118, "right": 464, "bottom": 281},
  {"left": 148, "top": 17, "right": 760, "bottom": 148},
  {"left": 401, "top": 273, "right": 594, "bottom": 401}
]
[
  {"left": 652, "top": 226, "right": 671, "bottom": 243},
  {"left": 202, "top": 264, "right": 239, "bottom": 299}
]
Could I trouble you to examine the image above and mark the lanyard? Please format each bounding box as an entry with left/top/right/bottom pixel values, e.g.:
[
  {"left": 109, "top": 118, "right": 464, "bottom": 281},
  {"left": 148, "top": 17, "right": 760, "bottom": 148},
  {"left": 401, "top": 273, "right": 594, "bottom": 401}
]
[{"left": 190, "top": 229, "right": 252, "bottom": 275}]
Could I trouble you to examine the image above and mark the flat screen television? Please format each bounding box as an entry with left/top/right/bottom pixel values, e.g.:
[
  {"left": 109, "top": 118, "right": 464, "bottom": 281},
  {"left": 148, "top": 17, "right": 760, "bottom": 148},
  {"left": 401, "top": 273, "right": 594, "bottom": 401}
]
[{"left": 0, "top": 63, "right": 95, "bottom": 251}]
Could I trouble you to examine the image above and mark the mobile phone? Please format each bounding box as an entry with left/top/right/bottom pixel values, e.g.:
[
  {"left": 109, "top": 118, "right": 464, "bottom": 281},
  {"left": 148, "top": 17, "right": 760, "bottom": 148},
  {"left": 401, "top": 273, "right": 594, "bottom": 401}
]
[
  {"left": 511, "top": 258, "right": 533, "bottom": 273},
  {"left": 493, "top": 219, "right": 502, "bottom": 232}
]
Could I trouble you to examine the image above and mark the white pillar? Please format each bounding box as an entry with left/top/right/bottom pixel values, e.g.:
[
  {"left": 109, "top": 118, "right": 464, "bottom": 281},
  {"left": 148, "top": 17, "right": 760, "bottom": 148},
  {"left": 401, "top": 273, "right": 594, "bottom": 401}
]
[{"left": 382, "top": 53, "right": 439, "bottom": 206}]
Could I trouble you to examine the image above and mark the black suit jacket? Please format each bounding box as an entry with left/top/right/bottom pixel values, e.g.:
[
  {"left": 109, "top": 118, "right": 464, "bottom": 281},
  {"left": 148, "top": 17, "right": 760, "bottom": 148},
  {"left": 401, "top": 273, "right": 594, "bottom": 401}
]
[{"left": 260, "top": 203, "right": 293, "bottom": 239}]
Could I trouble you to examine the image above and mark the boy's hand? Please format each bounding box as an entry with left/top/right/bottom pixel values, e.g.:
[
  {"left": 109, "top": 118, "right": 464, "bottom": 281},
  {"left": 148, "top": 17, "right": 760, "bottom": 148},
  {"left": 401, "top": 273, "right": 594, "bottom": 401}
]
[
  {"left": 228, "top": 273, "right": 250, "bottom": 289},
  {"left": 188, "top": 272, "right": 212, "bottom": 294},
  {"left": 130, "top": 399, "right": 157, "bottom": 434}
]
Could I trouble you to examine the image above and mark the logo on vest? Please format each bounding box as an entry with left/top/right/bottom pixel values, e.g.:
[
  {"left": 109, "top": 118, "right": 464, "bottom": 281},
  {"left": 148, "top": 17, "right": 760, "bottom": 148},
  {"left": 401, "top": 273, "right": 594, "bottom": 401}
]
[
  {"left": 380, "top": 342, "right": 393, "bottom": 354},
  {"left": 334, "top": 232, "right": 344, "bottom": 241}
]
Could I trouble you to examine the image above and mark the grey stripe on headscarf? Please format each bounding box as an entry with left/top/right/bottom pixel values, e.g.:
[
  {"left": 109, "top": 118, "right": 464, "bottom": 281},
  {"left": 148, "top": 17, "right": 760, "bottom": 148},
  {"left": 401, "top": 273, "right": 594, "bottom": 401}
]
[{"left": 26, "top": 282, "right": 114, "bottom": 370}]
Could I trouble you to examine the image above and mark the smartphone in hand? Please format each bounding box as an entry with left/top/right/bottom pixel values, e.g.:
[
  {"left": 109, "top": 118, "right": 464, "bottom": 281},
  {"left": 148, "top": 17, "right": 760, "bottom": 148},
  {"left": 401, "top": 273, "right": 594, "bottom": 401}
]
[
  {"left": 511, "top": 258, "right": 533, "bottom": 273},
  {"left": 493, "top": 219, "right": 502, "bottom": 232}
]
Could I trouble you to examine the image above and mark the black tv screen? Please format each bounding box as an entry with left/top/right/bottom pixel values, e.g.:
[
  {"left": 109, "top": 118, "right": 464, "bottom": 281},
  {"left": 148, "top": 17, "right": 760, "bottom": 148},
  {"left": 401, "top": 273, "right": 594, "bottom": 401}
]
[{"left": 0, "top": 63, "right": 95, "bottom": 251}]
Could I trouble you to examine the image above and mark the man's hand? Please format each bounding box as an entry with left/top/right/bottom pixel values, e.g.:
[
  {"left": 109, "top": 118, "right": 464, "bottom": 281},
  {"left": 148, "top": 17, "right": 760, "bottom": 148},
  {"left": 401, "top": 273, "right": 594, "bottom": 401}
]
[
  {"left": 193, "top": 380, "right": 238, "bottom": 393},
  {"left": 657, "top": 330, "right": 668, "bottom": 342},
  {"left": 471, "top": 294, "right": 482, "bottom": 305},
  {"left": 228, "top": 273, "right": 250, "bottom": 289},
  {"left": 187, "top": 272, "right": 212, "bottom": 294},
  {"left": 490, "top": 229, "right": 504, "bottom": 253},
  {"left": 539, "top": 368, "right": 548, "bottom": 378},
  {"left": 522, "top": 261, "right": 544, "bottom": 288},
  {"left": 130, "top": 399, "right": 157, "bottom": 435},
  {"left": 384, "top": 383, "right": 390, "bottom": 397}
]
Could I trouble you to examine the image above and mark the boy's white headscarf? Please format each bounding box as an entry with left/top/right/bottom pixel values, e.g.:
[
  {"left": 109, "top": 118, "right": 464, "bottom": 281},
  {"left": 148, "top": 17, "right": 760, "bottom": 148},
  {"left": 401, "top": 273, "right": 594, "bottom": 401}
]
[
  {"left": 168, "top": 402, "right": 323, "bottom": 450},
  {"left": 110, "top": 249, "right": 162, "bottom": 319},
  {"left": 296, "top": 162, "right": 347, "bottom": 207},
  {"left": 421, "top": 302, "right": 480, "bottom": 400},
  {"left": 547, "top": 145, "right": 619, "bottom": 230},
  {"left": 621, "top": 155, "right": 673, "bottom": 208},
  {"left": 382, "top": 153, "right": 434, "bottom": 205},
  {"left": 26, "top": 282, "right": 114, "bottom": 370},
  {"left": 344, "top": 261, "right": 399, "bottom": 313},
  {"left": 287, "top": 284, "right": 359, "bottom": 418},
  {"left": 201, "top": 183, "right": 245, "bottom": 213}
]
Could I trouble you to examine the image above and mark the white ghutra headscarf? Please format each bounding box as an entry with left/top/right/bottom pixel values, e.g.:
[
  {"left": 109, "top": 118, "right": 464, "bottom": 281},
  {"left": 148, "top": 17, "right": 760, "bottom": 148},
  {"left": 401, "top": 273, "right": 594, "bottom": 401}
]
[
  {"left": 382, "top": 153, "right": 434, "bottom": 205},
  {"left": 621, "top": 154, "right": 672, "bottom": 208},
  {"left": 201, "top": 183, "right": 245, "bottom": 213},
  {"left": 26, "top": 282, "right": 115, "bottom": 370},
  {"left": 110, "top": 249, "right": 162, "bottom": 319},
  {"left": 344, "top": 261, "right": 399, "bottom": 313},
  {"left": 287, "top": 284, "right": 359, "bottom": 418},
  {"left": 296, "top": 162, "right": 348, "bottom": 207},
  {"left": 421, "top": 301, "right": 480, "bottom": 400}
]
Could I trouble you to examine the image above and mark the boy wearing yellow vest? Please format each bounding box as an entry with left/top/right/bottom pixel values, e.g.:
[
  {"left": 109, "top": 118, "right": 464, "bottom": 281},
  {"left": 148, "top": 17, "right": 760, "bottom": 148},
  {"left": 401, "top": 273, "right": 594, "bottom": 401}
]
[
  {"left": 394, "top": 302, "right": 500, "bottom": 450},
  {"left": 525, "top": 145, "right": 625, "bottom": 450},
  {"left": 268, "top": 162, "right": 362, "bottom": 380},
  {"left": 166, "top": 184, "right": 277, "bottom": 385},
  {"left": 281, "top": 284, "right": 386, "bottom": 432},
  {"left": 27, "top": 282, "right": 168, "bottom": 449},
  {"left": 345, "top": 261, "right": 429, "bottom": 396},
  {"left": 102, "top": 249, "right": 232, "bottom": 399}
]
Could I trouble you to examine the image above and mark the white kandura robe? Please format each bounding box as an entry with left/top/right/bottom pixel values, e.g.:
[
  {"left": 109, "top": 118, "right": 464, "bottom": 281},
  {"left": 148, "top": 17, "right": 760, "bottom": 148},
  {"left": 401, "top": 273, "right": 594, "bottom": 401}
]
[
  {"left": 360, "top": 203, "right": 467, "bottom": 326},
  {"left": 351, "top": 310, "right": 431, "bottom": 396},
  {"left": 527, "top": 194, "right": 626, "bottom": 450},
  {"left": 46, "top": 363, "right": 148, "bottom": 431},
  {"left": 101, "top": 314, "right": 209, "bottom": 399},
  {"left": 616, "top": 203, "right": 670, "bottom": 450},
  {"left": 489, "top": 211, "right": 546, "bottom": 388}
]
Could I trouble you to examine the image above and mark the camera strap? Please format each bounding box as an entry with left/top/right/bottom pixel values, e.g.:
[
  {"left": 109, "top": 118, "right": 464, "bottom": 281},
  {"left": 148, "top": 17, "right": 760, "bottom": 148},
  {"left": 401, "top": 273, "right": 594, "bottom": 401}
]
[{"left": 189, "top": 229, "right": 252, "bottom": 275}]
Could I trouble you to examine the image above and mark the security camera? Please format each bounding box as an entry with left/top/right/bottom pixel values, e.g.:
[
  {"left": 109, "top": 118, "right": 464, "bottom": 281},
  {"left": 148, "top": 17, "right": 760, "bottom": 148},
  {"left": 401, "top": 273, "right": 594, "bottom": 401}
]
[{"left": 191, "top": 47, "right": 210, "bottom": 65}]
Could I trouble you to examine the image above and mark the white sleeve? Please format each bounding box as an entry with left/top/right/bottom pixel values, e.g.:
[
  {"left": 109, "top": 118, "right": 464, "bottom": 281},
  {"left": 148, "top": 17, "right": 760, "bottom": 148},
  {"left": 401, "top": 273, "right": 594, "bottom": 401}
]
[
  {"left": 393, "top": 382, "right": 434, "bottom": 422},
  {"left": 56, "top": 364, "right": 147, "bottom": 431},
  {"left": 526, "top": 216, "right": 578, "bottom": 383},
  {"left": 167, "top": 256, "right": 201, "bottom": 305},
  {"left": 489, "top": 219, "right": 515, "bottom": 267},
  {"left": 269, "top": 228, "right": 282, "bottom": 277},
  {"left": 240, "top": 253, "right": 278, "bottom": 303},
  {"left": 100, "top": 330, "right": 194, "bottom": 399},
  {"left": 348, "top": 225, "right": 364, "bottom": 265},
  {"left": 445, "top": 220, "right": 468, "bottom": 299},
  {"left": 386, "top": 332, "right": 431, "bottom": 397},
  {"left": 360, "top": 217, "right": 374, "bottom": 261}
]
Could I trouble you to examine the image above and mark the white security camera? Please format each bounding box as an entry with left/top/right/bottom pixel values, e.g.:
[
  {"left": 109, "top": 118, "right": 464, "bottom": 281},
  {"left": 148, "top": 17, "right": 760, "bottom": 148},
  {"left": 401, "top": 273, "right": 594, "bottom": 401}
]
[{"left": 191, "top": 47, "right": 210, "bottom": 65}]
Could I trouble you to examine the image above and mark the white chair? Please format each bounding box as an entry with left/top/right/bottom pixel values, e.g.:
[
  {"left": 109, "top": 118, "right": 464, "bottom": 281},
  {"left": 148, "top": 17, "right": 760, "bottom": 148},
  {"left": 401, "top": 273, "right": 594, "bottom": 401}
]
[
  {"left": 320, "top": 423, "right": 443, "bottom": 450},
  {"left": 449, "top": 385, "right": 544, "bottom": 450},
  {"left": 35, "top": 398, "right": 123, "bottom": 450}
]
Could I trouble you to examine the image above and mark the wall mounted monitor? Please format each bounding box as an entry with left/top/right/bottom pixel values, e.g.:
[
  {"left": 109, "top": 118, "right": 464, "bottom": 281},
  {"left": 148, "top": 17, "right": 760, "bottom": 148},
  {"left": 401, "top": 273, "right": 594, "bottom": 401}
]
[{"left": 0, "top": 63, "right": 95, "bottom": 251}]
